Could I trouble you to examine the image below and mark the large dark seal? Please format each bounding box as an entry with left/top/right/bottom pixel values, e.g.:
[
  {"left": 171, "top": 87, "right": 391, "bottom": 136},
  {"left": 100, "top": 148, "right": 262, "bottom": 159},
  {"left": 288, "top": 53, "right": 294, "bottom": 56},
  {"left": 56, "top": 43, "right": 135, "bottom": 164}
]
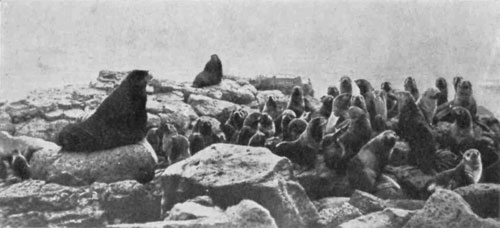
[
  {"left": 287, "top": 86, "right": 305, "bottom": 117},
  {"left": 347, "top": 130, "right": 398, "bottom": 193},
  {"left": 274, "top": 117, "right": 325, "bottom": 169},
  {"left": 192, "top": 54, "right": 223, "bottom": 88},
  {"left": 404, "top": 76, "right": 420, "bottom": 101},
  {"left": 426, "top": 149, "right": 482, "bottom": 193},
  {"left": 57, "top": 70, "right": 151, "bottom": 152},
  {"left": 395, "top": 91, "right": 437, "bottom": 174},
  {"left": 339, "top": 76, "right": 353, "bottom": 94}
]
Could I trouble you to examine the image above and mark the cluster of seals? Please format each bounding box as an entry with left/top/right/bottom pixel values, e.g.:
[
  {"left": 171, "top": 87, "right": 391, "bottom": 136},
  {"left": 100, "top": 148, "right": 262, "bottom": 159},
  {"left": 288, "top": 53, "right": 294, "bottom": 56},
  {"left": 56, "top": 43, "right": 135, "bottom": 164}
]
[
  {"left": 189, "top": 118, "right": 221, "bottom": 155},
  {"left": 192, "top": 54, "right": 223, "bottom": 88},
  {"left": 57, "top": 70, "right": 151, "bottom": 152},
  {"left": 426, "top": 149, "right": 482, "bottom": 192},
  {"left": 416, "top": 88, "right": 440, "bottom": 125}
]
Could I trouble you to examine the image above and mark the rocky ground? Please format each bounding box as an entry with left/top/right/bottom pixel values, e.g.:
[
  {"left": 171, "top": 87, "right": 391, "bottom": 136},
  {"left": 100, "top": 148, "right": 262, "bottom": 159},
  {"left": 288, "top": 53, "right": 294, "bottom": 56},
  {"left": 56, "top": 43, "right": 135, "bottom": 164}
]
[{"left": 0, "top": 71, "right": 499, "bottom": 228}]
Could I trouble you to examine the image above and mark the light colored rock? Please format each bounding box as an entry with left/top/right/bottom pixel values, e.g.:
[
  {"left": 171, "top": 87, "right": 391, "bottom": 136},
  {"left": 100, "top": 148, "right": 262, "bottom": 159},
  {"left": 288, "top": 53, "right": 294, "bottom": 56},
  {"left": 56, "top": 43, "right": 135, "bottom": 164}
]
[
  {"left": 454, "top": 183, "right": 500, "bottom": 219},
  {"left": 14, "top": 118, "right": 70, "bottom": 142},
  {"left": 160, "top": 144, "right": 319, "bottom": 228},
  {"left": 63, "top": 109, "right": 86, "bottom": 120},
  {"left": 255, "top": 90, "right": 288, "bottom": 112},
  {"left": 0, "top": 111, "right": 15, "bottom": 134},
  {"left": 313, "top": 197, "right": 350, "bottom": 212},
  {"left": 384, "top": 199, "right": 425, "bottom": 211},
  {"left": 403, "top": 189, "right": 500, "bottom": 228},
  {"left": 167, "top": 202, "right": 225, "bottom": 221},
  {"left": 43, "top": 110, "right": 64, "bottom": 121},
  {"left": 318, "top": 202, "right": 363, "bottom": 228},
  {"left": 249, "top": 74, "right": 314, "bottom": 97},
  {"left": 338, "top": 208, "right": 415, "bottom": 228},
  {"left": 30, "top": 139, "right": 158, "bottom": 186},
  {"left": 4, "top": 101, "right": 42, "bottom": 123},
  {"left": 187, "top": 94, "right": 240, "bottom": 123},
  {"left": 349, "top": 190, "right": 387, "bottom": 214}
]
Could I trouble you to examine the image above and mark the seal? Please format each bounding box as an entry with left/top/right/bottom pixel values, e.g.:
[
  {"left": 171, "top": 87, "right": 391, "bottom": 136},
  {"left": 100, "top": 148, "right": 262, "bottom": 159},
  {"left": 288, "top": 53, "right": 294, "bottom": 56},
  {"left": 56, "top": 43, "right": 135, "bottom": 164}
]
[
  {"left": 287, "top": 86, "right": 305, "bottom": 117},
  {"left": 248, "top": 131, "right": 266, "bottom": 147},
  {"left": 57, "top": 70, "right": 151, "bottom": 152},
  {"left": 321, "top": 129, "right": 345, "bottom": 170},
  {"left": 416, "top": 88, "right": 440, "bottom": 125},
  {"left": 449, "top": 106, "right": 475, "bottom": 154},
  {"left": 347, "top": 130, "right": 398, "bottom": 193},
  {"left": 395, "top": 91, "right": 437, "bottom": 174},
  {"left": 262, "top": 96, "right": 280, "bottom": 121},
  {"left": 325, "top": 93, "right": 352, "bottom": 134},
  {"left": 10, "top": 149, "right": 31, "bottom": 180},
  {"left": 280, "top": 109, "right": 297, "bottom": 141},
  {"left": 452, "top": 75, "right": 463, "bottom": 95},
  {"left": 339, "top": 76, "right": 353, "bottom": 94},
  {"left": 191, "top": 118, "right": 221, "bottom": 152},
  {"left": 336, "top": 106, "right": 373, "bottom": 174},
  {"left": 404, "top": 76, "right": 420, "bottom": 101},
  {"left": 237, "top": 112, "right": 261, "bottom": 145},
  {"left": 453, "top": 80, "right": 477, "bottom": 120},
  {"left": 287, "top": 118, "right": 308, "bottom": 141},
  {"left": 356, "top": 79, "right": 387, "bottom": 124},
  {"left": 192, "top": 54, "right": 223, "bottom": 88},
  {"left": 426, "top": 148, "right": 482, "bottom": 192},
  {"left": 381, "top": 81, "right": 398, "bottom": 119},
  {"left": 312, "top": 95, "right": 334, "bottom": 119},
  {"left": 161, "top": 124, "right": 190, "bottom": 165},
  {"left": 327, "top": 86, "right": 340, "bottom": 97},
  {"left": 274, "top": 117, "right": 325, "bottom": 169},
  {"left": 258, "top": 113, "right": 275, "bottom": 138},
  {"left": 435, "top": 77, "right": 448, "bottom": 106},
  {"left": 189, "top": 133, "right": 205, "bottom": 155},
  {"left": 221, "top": 109, "right": 248, "bottom": 143}
]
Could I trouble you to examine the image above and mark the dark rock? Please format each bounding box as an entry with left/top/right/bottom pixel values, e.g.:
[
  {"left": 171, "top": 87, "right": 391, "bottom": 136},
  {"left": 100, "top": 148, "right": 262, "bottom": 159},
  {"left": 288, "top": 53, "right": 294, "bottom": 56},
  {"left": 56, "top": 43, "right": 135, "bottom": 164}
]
[
  {"left": 454, "top": 184, "right": 500, "bottom": 219},
  {"left": 384, "top": 165, "right": 433, "bottom": 199},
  {"left": 0, "top": 112, "right": 15, "bottom": 134}
]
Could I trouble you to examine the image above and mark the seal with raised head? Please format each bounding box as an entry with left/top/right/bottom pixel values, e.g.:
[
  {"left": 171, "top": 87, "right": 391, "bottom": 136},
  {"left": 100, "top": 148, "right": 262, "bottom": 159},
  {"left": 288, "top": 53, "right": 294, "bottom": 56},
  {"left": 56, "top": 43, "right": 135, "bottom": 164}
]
[
  {"left": 236, "top": 112, "right": 261, "bottom": 145},
  {"left": 57, "top": 70, "right": 151, "bottom": 152},
  {"left": 190, "top": 119, "right": 221, "bottom": 154},
  {"left": 356, "top": 79, "right": 387, "bottom": 124},
  {"left": 435, "top": 77, "right": 448, "bottom": 106},
  {"left": 339, "top": 76, "right": 353, "bottom": 94},
  {"left": 258, "top": 113, "right": 275, "bottom": 138},
  {"left": 381, "top": 81, "right": 398, "bottom": 119},
  {"left": 274, "top": 117, "right": 325, "bottom": 169},
  {"left": 280, "top": 109, "right": 297, "bottom": 141},
  {"left": 287, "top": 118, "right": 308, "bottom": 141},
  {"left": 325, "top": 93, "right": 352, "bottom": 134},
  {"left": 312, "top": 95, "right": 334, "bottom": 120},
  {"left": 426, "top": 148, "right": 482, "bottom": 193},
  {"left": 416, "top": 88, "right": 440, "bottom": 125},
  {"left": 262, "top": 96, "right": 280, "bottom": 121},
  {"left": 453, "top": 80, "right": 477, "bottom": 120},
  {"left": 347, "top": 130, "right": 398, "bottom": 193},
  {"left": 404, "top": 76, "right": 420, "bottom": 101},
  {"left": 221, "top": 109, "right": 248, "bottom": 143},
  {"left": 192, "top": 54, "right": 223, "bottom": 88},
  {"left": 286, "top": 86, "right": 305, "bottom": 117}
]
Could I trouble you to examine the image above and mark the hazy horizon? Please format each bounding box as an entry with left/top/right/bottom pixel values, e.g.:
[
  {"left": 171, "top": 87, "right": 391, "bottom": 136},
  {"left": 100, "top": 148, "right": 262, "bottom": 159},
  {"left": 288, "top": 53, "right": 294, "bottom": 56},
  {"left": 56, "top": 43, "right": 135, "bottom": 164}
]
[{"left": 2, "top": 0, "right": 500, "bottom": 114}]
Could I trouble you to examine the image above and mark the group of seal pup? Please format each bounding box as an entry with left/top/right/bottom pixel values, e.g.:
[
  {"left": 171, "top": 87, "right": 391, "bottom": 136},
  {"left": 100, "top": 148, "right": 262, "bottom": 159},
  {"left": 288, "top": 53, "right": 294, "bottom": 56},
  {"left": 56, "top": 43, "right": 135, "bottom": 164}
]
[{"left": 1, "top": 54, "right": 498, "bottom": 200}]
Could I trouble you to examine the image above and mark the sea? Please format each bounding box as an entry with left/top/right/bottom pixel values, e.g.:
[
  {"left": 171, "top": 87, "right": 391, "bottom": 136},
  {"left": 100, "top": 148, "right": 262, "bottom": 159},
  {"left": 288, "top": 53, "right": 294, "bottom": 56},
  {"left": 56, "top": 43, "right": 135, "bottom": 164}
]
[{"left": 1, "top": 0, "right": 500, "bottom": 116}]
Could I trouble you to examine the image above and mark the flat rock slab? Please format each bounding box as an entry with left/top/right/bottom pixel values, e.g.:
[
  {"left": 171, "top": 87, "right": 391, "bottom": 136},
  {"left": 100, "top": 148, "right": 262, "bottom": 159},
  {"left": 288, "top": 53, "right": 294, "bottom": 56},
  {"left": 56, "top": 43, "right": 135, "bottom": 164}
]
[{"left": 30, "top": 139, "right": 158, "bottom": 186}]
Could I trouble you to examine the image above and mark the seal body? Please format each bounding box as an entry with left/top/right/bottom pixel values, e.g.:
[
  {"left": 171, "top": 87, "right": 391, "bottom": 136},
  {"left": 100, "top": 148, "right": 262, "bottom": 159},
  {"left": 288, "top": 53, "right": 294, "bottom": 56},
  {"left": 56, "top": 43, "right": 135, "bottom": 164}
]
[
  {"left": 416, "top": 88, "right": 440, "bottom": 125},
  {"left": 404, "top": 76, "right": 420, "bottom": 101},
  {"left": 57, "top": 70, "right": 150, "bottom": 152},
  {"left": 280, "top": 109, "right": 297, "bottom": 141},
  {"left": 339, "top": 76, "right": 353, "bottom": 94},
  {"left": 435, "top": 77, "right": 448, "bottom": 106},
  {"left": 258, "top": 113, "right": 275, "bottom": 138},
  {"left": 192, "top": 54, "right": 223, "bottom": 88},
  {"left": 287, "top": 86, "right": 305, "bottom": 117},
  {"left": 11, "top": 149, "right": 31, "bottom": 180},
  {"left": 347, "top": 130, "right": 398, "bottom": 193},
  {"left": 327, "top": 86, "right": 340, "bottom": 97}
]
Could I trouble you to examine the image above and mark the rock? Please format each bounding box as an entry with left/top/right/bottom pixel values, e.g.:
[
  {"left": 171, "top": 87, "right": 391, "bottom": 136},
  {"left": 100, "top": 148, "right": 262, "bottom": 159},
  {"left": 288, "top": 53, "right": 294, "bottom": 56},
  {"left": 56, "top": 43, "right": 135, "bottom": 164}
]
[
  {"left": 318, "top": 202, "right": 363, "bottom": 228},
  {"left": 63, "top": 109, "right": 86, "bottom": 120},
  {"left": 338, "top": 208, "right": 415, "bottom": 228},
  {"left": 384, "top": 165, "right": 433, "bottom": 199},
  {"left": 167, "top": 202, "right": 225, "bottom": 221},
  {"left": 43, "top": 110, "right": 64, "bottom": 121},
  {"left": 454, "top": 184, "right": 500, "bottom": 219},
  {"left": 14, "top": 118, "right": 70, "bottom": 142},
  {"left": 249, "top": 74, "right": 314, "bottom": 97},
  {"left": 403, "top": 189, "right": 500, "bottom": 228},
  {"left": 186, "top": 195, "right": 214, "bottom": 207},
  {"left": 349, "top": 190, "right": 387, "bottom": 214},
  {"left": 160, "top": 144, "right": 319, "bottom": 228},
  {"left": 0, "top": 111, "right": 15, "bottom": 134},
  {"left": 147, "top": 113, "right": 162, "bottom": 129},
  {"left": 146, "top": 99, "right": 164, "bottom": 114},
  {"left": 384, "top": 199, "right": 425, "bottom": 211},
  {"left": 30, "top": 139, "right": 158, "bottom": 186},
  {"left": 153, "top": 92, "right": 185, "bottom": 102},
  {"left": 4, "top": 101, "right": 42, "bottom": 123},
  {"left": 187, "top": 94, "right": 240, "bottom": 123},
  {"left": 109, "top": 199, "right": 278, "bottom": 228},
  {"left": 313, "top": 197, "right": 350, "bottom": 212},
  {"left": 90, "top": 70, "right": 130, "bottom": 91}
]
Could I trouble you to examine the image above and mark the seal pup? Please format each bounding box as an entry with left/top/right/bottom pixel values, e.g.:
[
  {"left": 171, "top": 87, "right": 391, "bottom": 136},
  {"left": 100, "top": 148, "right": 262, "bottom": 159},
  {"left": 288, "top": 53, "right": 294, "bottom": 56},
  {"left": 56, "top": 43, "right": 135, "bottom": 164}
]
[
  {"left": 452, "top": 75, "right": 463, "bottom": 95},
  {"left": 10, "top": 149, "right": 31, "bottom": 180},
  {"left": 280, "top": 109, "right": 297, "bottom": 141},
  {"left": 404, "top": 76, "right": 420, "bottom": 101},
  {"left": 325, "top": 93, "right": 352, "bottom": 134},
  {"left": 347, "top": 130, "right": 398, "bottom": 193},
  {"left": 192, "top": 54, "right": 223, "bottom": 88},
  {"left": 395, "top": 91, "right": 437, "bottom": 174},
  {"left": 262, "top": 96, "right": 280, "bottom": 122},
  {"left": 426, "top": 148, "right": 482, "bottom": 192},
  {"left": 287, "top": 118, "right": 308, "bottom": 141},
  {"left": 221, "top": 109, "right": 248, "bottom": 143},
  {"left": 339, "top": 76, "right": 353, "bottom": 94},
  {"left": 274, "top": 118, "right": 325, "bottom": 169},
  {"left": 286, "top": 86, "right": 305, "bottom": 117},
  {"left": 416, "top": 88, "right": 440, "bottom": 125},
  {"left": 311, "top": 95, "right": 334, "bottom": 120},
  {"left": 435, "top": 77, "right": 448, "bottom": 106},
  {"left": 57, "top": 70, "right": 151, "bottom": 152},
  {"left": 237, "top": 112, "right": 261, "bottom": 145},
  {"left": 453, "top": 80, "right": 477, "bottom": 120},
  {"left": 327, "top": 86, "right": 340, "bottom": 97},
  {"left": 258, "top": 113, "right": 275, "bottom": 138},
  {"left": 356, "top": 79, "right": 387, "bottom": 124},
  {"left": 161, "top": 125, "right": 190, "bottom": 165},
  {"left": 248, "top": 131, "right": 266, "bottom": 147},
  {"left": 189, "top": 119, "right": 221, "bottom": 154}
]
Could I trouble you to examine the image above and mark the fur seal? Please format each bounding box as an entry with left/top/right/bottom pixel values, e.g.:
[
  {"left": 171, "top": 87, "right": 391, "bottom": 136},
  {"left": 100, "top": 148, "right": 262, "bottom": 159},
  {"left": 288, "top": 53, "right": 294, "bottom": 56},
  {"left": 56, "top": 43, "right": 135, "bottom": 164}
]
[
  {"left": 395, "top": 91, "right": 437, "bottom": 174},
  {"left": 258, "top": 113, "right": 275, "bottom": 138},
  {"left": 11, "top": 149, "right": 31, "bottom": 180},
  {"left": 312, "top": 95, "right": 334, "bottom": 119},
  {"left": 381, "top": 81, "right": 398, "bottom": 119},
  {"left": 287, "top": 86, "right": 305, "bottom": 117},
  {"left": 189, "top": 133, "right": 205, "bottom": 155},
  {"left": 404, "top": 76, "right": 420, "bottom": 101},
  {"left": 274, "top": 118, "right": 325, "bottom": 168},
  {"left": 453, "top": 76, "right": 463, "bottom": 95},
  {"left": 161, "top": 124, "right": 190, "bottom": 165},
  {"left": 339, "top": 76, "right": 353, "bottom": 94},
  {"left": 248, "top": 131, "right": 266, "bottom": 147},
  {"left": 416, "top": 88, "right": 440, "bottom": 125},
  {"left": 336, "top": 106, "right": 373, "bottom": 174},
  {"left": 347, "top": 130, "right": 398, "bottom": 193},
  {"left": 221, "top": 109, "right": 248, "bottom": 143},
  {"left": 453, "top": 80, "right": 477, "bottom": 119},
  {"left": 327, "top": 86, "right": 340, "bottom": 97},
  {"left": 356, "top": 79, "right": 387, "bottom": 123},
  {"left": 448, "top": 106, "right": 475, "bottom": 154},
  {"left": 325, "top": 93, "right": 352, "bottom": 134},
  {"left": 280, "top": 109, "right": 297, "bottom": 141},
  {"left": 287, "top": 118, "right": 308, "bottom": 141},
  {"left": 262, "top": 96, "right": 280, "bottom": 121},
  {"left": 435, "top": 77, "right": 448, "bottom": 106},
  {"left": 426, "top": 148, "right": 482, "bottom": 192},
  {"left": 192, "top": 54, "right": 223, "bottom": 88},
  {"left": 189, "top": 119, "right": 221, "bottom": 154},
  {"left": 57, "top": 70, "right": 151, "bottom": 152},
  {"left": 237, "top": 112, "right": 261, "bottom": 145},
  {"left": 321, "top": 130, "right": 345, "bottom": 170}
]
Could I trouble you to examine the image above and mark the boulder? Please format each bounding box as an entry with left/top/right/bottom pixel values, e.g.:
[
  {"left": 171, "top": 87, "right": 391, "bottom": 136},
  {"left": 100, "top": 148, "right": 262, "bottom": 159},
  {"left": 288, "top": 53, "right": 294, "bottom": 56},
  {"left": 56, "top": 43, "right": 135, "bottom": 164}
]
[
  {"left": 249, "top": 74, "right": 314, "bottom": 97},
  {"left": 348, "top": 190, "right": 387, "bottom": 214},
  {"left": 30, "top": 139, "right": 158, "bottom": 186},
  {"left": 109, "top": 199, "right": 278, "bottom": 228},
  {"left": 0, "top": 111, "right": 15, "bottom": 134},
  {"left": 313, "top": 197, "right": 350, "bottom": 212},
  {"left": 403, "top": 189, "right": 500, "bottom": 228},
  {"left": 317, "top": 202, "right": 363, "bottom": 228},
  {"left": 384, "top": 165, "right": 433, "bottom": 199},
  {"left": 384, "top": 199, "right": 425, "bottom": 211},
  {"left": 14, "top": 118, "right": 70, "bottom": 142},
  {"left": 4, "top": 101, "right": 43, "bottom": 123},
  {"left": 166, "top": 202, "right": 225, "bottom": 220},
  {"left": 160, "top": 144, "right": 320, "bottom": 228},
  {"left": 187, "top": 94, "right": 240, "bottom": 123},
  {"left": 454, "top": 184, "right": 500, "bottom": 219},
  {"left": 337, "top": 208, "right": 415, "bottom": 228}
]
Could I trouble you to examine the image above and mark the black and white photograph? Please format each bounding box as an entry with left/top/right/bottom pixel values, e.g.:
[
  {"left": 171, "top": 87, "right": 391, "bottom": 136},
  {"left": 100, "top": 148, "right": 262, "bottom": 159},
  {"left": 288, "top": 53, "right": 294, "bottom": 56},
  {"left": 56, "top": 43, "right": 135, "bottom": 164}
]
[{"left": 1, "top": 0, "right": 500, "bottom": 227}]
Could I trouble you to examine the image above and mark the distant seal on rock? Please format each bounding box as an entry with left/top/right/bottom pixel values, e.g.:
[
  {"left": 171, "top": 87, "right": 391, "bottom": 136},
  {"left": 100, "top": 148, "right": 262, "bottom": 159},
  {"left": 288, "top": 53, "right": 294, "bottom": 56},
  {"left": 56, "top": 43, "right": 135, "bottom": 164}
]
[
  {"left": 339, "top": 76, "right": 353, "bottom": 94},
  {"left": 347, "top": 130, "right": 398, "bottom": 193},
  {"left": 190, "top": 119, "right": 221, "bottom": 154},
  {"left": 57, "top": 70, "right": 151, "bottom": 152},
  {"left": 192, "top": 54, "right": 223, "bottom": 88},
  {"left": 404, "top": 76, "right": 420, "bottom": 101},
  {"left": 287, "top": 86, "right": 305, "bottom": 117},
  {"left": 274, "top": 118, "right": 325, "bottom": 169},
  {"left": 416, "top": 88, "right": 440, "bottom": 125},
  {"left": 426, "top": 148, "right": 482, "bottom": 193},
  {"left": 435, "top": 77, "right": 448, "bottom": 106}
]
